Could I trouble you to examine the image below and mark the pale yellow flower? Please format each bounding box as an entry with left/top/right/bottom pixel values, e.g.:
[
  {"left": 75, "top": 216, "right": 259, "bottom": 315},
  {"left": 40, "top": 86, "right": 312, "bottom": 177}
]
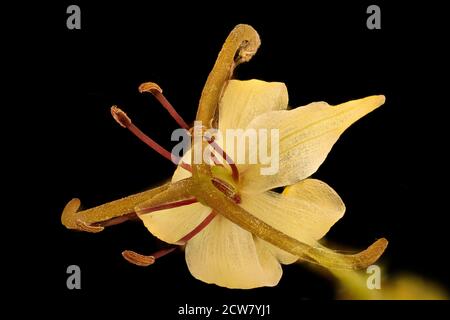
[
  {"left": 138, "top": 79, "right": 385, "bottom": 288},
  {"left": 62, "top": 24, "right": 388, "bottom": 290}
]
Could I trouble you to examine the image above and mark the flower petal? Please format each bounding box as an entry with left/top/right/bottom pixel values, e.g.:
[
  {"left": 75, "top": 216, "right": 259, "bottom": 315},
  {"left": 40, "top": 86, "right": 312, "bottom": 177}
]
[
  {"left": 257, "top": 238, "right": 298, "bottom": 265},
  {"left": 219, "top": 79, "right": 288, "bottom": 130},
  {"left": 185, "top": 215, "right": 283, "bottom": 289},
  {"left": 240, "top": 179, "right": 345, "bottom": 244},
  {"left": 282, "top": 178, "right": 346, "bottom": 218},
  {"left": 240, "top": 95, "right": 385, "bottom": 192},
  {"left": 172, "top": 153, "right": 192, "bottom": 182},
  {"left": 137, "top": 202, "right": 211, "bottom": 244}
]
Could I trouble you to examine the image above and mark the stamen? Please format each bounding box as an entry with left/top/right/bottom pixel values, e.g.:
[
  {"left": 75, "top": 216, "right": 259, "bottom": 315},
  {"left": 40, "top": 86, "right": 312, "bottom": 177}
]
[
  {"left": 122, "top": 211, "right": 216, "bottom": 266},
  {"left": 111, "top": 106, "right": 192, "bottom": 172},
  {"left": 205, "top": 134, "right": 239, "bottom": 182},
  {"left": 138, "top": 197, "right": 198, "bottom": 215},
  {"left": 139, "top": 82, "right": 190, "bottom": 130},
  {"left": 210, "top": 151, "right": 223, "bottom": 166}
]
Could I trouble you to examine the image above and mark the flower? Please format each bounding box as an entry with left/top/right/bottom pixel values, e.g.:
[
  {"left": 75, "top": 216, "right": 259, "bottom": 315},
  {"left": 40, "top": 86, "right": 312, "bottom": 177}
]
[
  {"left": 137, "top": 79, "right": 385, "bottom": 288},
  {"left": 62, "top": 24, "right": 388, "bottom": 290}
]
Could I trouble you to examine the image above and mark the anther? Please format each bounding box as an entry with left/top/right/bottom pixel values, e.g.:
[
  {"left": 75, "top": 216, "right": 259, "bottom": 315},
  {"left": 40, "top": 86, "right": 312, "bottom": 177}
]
[
  {"left": 111, "top": 106, "right": 192, "bottom": 172},
  {"left": 122, "top": 250, "right": 155, "bottom": 266},
  {"left": 111, "top": 106, "right": 131, "bottom": 128},
  {"left": 122, "top": 248, "right": 177, "bottom": 267}
]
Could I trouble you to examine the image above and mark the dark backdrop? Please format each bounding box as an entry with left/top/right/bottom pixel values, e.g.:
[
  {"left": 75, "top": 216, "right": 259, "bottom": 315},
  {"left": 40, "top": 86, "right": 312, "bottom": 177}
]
[{"left": 12, "top": 0, "right": 448, "bottom": 314}]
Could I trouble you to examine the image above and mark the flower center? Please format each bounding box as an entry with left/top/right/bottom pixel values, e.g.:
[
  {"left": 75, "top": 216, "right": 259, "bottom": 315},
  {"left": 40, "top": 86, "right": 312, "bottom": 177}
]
[{"left": 204, "top": 133, "right": 240, "bottom": 182}]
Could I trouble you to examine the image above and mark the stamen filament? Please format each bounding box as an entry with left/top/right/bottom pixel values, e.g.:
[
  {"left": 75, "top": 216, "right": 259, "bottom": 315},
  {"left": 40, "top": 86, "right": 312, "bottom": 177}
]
[
  {"left": 211, "top": 178, "right": 241, "bottom": 204},
  {"left": 152, "top": 247, "right": 177, "bottom": 259},
  {"left": 210, "top": 151, "right": 223, "bottom": 166},
  {"left": 205, "top": 134, "right": 239, "bottom": 182},
  {"left": 138, "top": 197, "right": 198, "bottom": 215},
  {"left": 92, "top": 212, "right": 139, "bottom": 228},
  {"left": 139, "top": 82, "right": 190, "bottom": 130},
  {"left": 176, "top": 211, "right": 217, "bottom": 244},
  {"left": 111, "top": 106, "right": 192, "bottom": 172}
]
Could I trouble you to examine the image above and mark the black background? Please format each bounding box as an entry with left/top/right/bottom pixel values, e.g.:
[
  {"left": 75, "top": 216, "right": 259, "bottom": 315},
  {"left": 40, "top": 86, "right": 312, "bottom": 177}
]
[{"left": 10, "top": 0, "right": 449, "bottom": 315}]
